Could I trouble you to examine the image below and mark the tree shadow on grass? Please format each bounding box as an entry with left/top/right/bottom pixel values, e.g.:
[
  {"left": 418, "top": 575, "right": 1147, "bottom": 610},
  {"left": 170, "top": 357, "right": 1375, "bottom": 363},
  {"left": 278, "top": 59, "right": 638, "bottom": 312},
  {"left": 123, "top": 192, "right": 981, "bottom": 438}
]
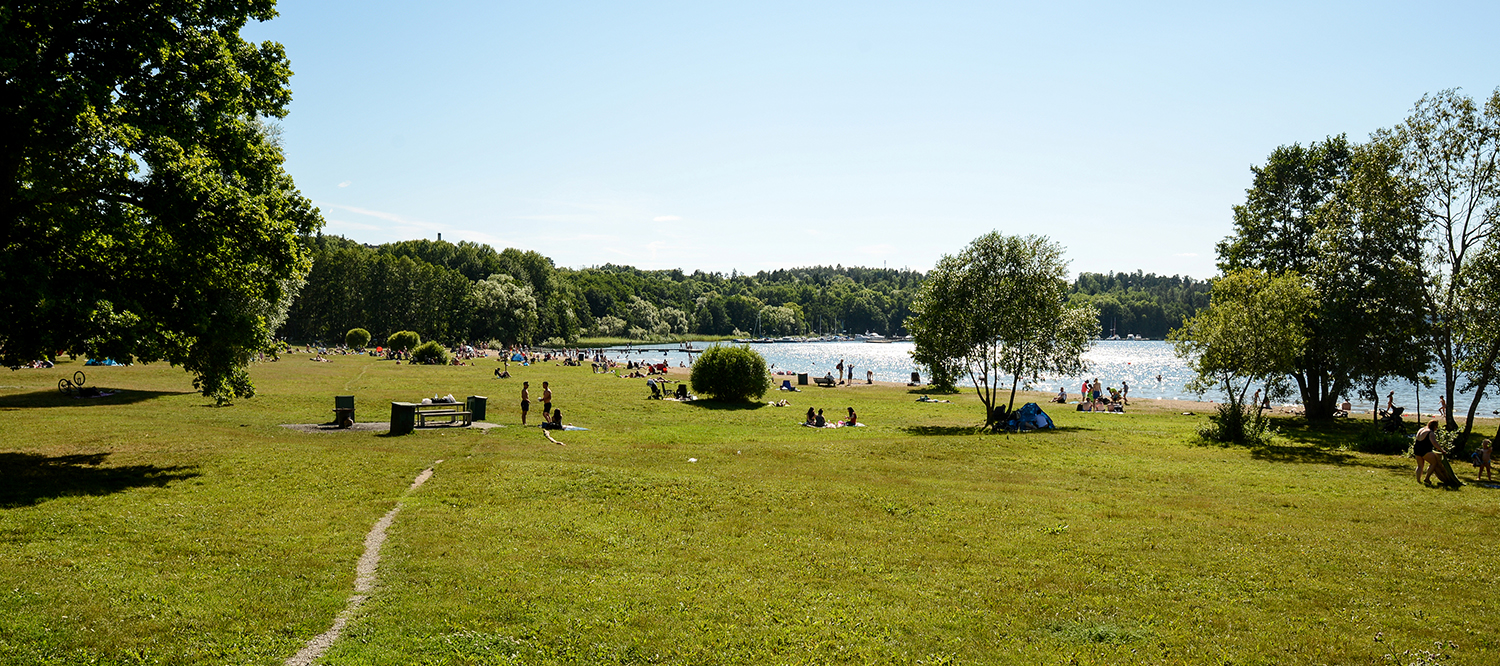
[
  {"left": 0, "top": 389, "right": 192, "bottom": 410},
  {"left": 682, "top": 400, "right": 767, "bottom": 411},
  {"left": 906, "top": 387, "right": 963, "bottom": 396},
  {"left": 899, "top": 425, "right": 1087, "bottom": 437},
  {"left": 0, "top": 452, "right": 199, "bottom": 508}
]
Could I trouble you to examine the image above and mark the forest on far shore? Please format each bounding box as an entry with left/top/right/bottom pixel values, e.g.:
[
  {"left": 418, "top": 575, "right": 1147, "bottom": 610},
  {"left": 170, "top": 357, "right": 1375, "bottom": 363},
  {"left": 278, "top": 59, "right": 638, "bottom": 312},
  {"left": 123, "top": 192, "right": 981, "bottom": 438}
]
[{"left": 279, "top": 235, "right": 1211, "bottom": 346}]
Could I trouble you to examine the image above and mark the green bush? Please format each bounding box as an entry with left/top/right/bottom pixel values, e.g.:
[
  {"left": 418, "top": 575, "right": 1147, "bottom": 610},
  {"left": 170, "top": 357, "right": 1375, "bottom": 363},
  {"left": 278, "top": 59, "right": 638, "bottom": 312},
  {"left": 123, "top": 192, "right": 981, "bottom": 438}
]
[
  {"left": 690, "top": 345, "right": 770, "bottom": 402},
  {"left": 387, "top": 330, "right": 421, "bottom": 351},
  {"left": 345, "top": 328, "right": 371, "bottom": 349},
  {"left": 1197, "top": 402, "right": 1272, "bottom": 446},
  {"left": 409, "top": 341, "right": 450, "bottom": 365},
  {"left": 1353, "top": 425, "right": 1412, "bottom": 455}
]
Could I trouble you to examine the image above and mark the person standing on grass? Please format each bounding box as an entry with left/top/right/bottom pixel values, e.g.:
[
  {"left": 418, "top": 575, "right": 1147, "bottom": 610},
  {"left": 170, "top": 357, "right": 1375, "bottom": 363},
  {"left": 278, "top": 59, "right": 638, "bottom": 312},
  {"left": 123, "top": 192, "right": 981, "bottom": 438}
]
[
  {"left": 837, "top": 359, "right": 845, "bottom": 385},
  {"left": 1477, "top": 440, "right": 1493, "bottom": 482},
  {"left": 1439, "top": 396, "right": 1448, "bottom": 419},
  {"left": 521, "top": 381, "right": 531, "bottom": 425},
  {"left": 542, "top": 381, "right": 553, "bottom": 421},
  {"left": 1122, "top": 380, "right": 1130, "bottom": 405},
  {"left": 1414, "top": 419, "right": 1446, "bottom": 484}
]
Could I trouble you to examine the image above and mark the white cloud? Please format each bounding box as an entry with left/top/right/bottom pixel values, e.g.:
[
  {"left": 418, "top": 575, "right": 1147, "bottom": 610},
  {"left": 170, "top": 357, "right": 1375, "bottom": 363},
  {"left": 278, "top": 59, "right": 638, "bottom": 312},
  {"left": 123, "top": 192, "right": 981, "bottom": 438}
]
[
  {"left": 653, "top": 215, "right": 682, "bottom": 222},
  {"left": 338, "top": 181, "right": 351, "bottom": 188}
]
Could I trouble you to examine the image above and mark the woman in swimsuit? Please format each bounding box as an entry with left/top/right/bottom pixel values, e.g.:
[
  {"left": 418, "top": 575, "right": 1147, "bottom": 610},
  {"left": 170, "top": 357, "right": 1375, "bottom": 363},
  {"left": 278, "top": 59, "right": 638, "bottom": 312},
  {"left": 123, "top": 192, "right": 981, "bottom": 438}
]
[{"left": 1413, "top": 419, "right": 1446, "bottom": 484}]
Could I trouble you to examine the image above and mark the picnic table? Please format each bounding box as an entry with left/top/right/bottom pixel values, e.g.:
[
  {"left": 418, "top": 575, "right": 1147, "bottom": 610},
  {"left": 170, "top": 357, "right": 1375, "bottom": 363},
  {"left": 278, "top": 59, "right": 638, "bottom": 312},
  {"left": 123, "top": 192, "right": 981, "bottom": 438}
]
[{"left": 415, "top": 401, "right": 471, "bottom": 427}]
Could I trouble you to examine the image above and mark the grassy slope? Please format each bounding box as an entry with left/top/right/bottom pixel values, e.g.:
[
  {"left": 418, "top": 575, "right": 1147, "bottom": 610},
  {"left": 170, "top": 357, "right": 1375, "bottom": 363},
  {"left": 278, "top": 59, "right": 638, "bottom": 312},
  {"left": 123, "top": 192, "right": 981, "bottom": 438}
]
[{"left": 2, "top": 355, "right": 1498, "bottom": 665}]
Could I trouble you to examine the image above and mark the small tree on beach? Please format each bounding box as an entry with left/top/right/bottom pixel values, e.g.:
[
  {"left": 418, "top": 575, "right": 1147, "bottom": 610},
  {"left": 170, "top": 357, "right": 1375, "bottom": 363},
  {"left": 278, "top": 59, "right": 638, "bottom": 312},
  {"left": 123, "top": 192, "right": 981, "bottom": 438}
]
[
  {"left": 1170, "top": 269, "right": 1314, "bottom": 445},
  {"left": 409, "top": 340, "right": 450, "bottom": 365},
  {"left": 907, "top": 232, "right": 1099, "bottom": 428},
  {"left": 690, "top": 345, "right": 770, "bottom": 402}
]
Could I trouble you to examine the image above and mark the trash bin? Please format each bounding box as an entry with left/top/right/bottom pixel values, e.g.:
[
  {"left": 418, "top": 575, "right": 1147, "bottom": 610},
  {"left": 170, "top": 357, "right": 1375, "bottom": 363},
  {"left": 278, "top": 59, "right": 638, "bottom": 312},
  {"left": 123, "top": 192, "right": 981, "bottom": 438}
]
[
  {"left": 910, "top": 371, "right": 921, "bottom": 385},
  {"left": 390, "top": 402, "right": 417, "bottom": 435},
  {"left": 335, "top": 395, "right": 355, "bottom": 427},
  {"left": 467, "top": 395, "right": 487, "bottom": 422},
  {"left": 797, "top": 373, "right": 808, "bottom": 386}
]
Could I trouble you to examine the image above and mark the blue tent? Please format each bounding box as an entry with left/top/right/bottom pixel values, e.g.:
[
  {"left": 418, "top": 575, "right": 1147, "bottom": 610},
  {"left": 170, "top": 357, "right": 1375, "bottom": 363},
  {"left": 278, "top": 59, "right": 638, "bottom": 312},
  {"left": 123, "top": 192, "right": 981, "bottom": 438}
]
[{"left": 1002, "top": 402, "right": 1054, "bottom": 432}]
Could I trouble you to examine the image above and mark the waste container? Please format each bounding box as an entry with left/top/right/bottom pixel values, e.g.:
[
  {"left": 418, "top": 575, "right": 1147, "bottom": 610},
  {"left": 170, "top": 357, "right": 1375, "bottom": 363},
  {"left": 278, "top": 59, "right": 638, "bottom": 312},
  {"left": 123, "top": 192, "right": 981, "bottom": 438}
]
[
  {"left": 390, "top": 402, "right": 417, "bottom": 435},
  {"left": 910, "top": 371, "right": 921, "bottom": 385},
  {"left": 466, "top": 395, "right": 487, "bottom": 422},
  {"left": 334, "top": 395, "right": 355, "bottom": 427},
  {"left": 797, "top": 373, "right": 808, "bottom": 386}
]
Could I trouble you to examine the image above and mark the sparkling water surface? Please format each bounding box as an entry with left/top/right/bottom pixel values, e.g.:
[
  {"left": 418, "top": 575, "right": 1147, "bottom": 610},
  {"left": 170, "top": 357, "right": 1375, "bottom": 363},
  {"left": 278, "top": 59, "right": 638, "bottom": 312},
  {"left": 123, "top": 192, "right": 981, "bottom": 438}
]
[{"left": 599, "top": 340, "right": 1499, "bottom": 418}]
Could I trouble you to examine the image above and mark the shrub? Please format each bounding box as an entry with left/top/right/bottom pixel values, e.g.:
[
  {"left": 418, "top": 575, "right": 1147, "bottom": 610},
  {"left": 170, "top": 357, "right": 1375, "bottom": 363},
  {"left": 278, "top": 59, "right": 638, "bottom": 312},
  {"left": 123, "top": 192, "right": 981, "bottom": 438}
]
[
  {"left": 410, "top": 340, "right": 450, "bottom": 365},
  {"left": 1353, "top": 426, "right": 1412, "bottom": 455},
  {"left": 542, "top": 337, "right": 567, "bottom": 348},
  {"left": 690, "top": 345, "right": 770, "bottom": 402},
  {"left": 1197, "top": 402, "right": 1272, "bottom": 446},
  {"left": 345, "top": 328, "right": 371, "bottom": 349},
  {"left": 387, "top": 330, "right": 421, "bottom": 351}
]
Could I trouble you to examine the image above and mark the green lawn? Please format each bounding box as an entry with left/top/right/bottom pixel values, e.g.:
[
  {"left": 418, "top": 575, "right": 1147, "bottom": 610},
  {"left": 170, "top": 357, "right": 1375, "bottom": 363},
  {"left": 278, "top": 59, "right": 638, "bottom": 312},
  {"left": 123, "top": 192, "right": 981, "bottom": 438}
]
[{"left": 2, "top": 355, "right": 1497, "bottom": 665}]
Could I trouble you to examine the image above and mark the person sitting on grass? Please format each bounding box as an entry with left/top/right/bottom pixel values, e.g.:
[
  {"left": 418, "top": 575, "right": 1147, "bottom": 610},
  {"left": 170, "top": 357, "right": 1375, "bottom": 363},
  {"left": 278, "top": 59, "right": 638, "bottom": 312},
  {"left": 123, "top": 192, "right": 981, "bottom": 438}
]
[
  {"left": 1053, "top": 387, "right": 1067, "bottom": 403},
  {"left": 805, "top": 407, "right": 816, "bottom": 426},
  {"left": 814, "top": 409, "right": 826, "bottom": 427},
  {"left": 542, "top": 409, "right": 564, "bottom": 430},
  {"left": 841, "top": 407, "right": 858, "bottom": 427},
  {"left": 542, "top": 410, "right": 567, "bottom": 445}
]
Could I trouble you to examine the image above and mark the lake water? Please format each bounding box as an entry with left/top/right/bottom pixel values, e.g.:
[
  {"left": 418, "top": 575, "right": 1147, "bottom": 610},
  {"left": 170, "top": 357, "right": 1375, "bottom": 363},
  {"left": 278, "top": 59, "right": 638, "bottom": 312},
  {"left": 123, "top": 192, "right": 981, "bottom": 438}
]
[{"left": 600, "top": 340, "right": 1499, "bottom": 418}]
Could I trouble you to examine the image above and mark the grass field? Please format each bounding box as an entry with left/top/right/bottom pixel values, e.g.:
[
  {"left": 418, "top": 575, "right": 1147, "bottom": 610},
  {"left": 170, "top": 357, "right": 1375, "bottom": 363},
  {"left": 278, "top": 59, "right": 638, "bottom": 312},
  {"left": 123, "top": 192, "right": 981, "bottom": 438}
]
[{"left": 3, "top": 355, "right": 1498, "bottom": 665}]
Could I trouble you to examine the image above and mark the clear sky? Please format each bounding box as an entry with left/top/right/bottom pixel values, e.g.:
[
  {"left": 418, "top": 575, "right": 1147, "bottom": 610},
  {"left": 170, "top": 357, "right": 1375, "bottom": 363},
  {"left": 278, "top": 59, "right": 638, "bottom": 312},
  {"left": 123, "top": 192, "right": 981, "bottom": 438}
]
[{"left": 243, "top": 1, "right": 1500, "bottom": 279}]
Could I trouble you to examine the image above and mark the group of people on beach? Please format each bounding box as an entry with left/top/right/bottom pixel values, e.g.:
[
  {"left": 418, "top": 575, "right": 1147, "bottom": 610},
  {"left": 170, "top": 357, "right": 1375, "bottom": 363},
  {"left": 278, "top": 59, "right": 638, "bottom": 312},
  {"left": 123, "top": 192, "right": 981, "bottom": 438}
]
[
  {"left": 1054, "top": 378, "right": 1128, "bottom": 412},
  {"left": 804, "top": 406, "right": 857, "bottom": 428}
]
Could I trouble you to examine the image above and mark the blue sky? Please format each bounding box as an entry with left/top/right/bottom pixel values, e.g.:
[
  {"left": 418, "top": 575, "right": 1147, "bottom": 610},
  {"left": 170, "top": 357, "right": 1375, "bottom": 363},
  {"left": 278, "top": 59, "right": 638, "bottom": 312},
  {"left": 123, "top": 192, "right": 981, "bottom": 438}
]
[{"left": 243, "top": 1, "right": 1500, "bottom": 278}]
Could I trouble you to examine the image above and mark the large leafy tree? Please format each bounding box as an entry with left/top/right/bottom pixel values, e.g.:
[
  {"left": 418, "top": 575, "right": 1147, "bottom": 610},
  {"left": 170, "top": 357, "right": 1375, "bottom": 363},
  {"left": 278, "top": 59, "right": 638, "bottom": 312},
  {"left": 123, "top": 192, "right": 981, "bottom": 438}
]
[
  {"left": 908, "top": 232, "right": 1099, "bottom": 427},
  {"left": 1, "top": 1, "right": 322, "bottom": 401},
  {"left": 1218, "top": 136, "right": 1429, "bottom": 420},
  {"left": 1379, "top": 88, "right": 1500, "bottom": 431},
  {"left": 469, "top": 274, "right": 538, "bottom": 346},
  {"left": 1170, "top": 269, "right": 1314, "bottom": 445},
  {"left": 1451, "top": 239, "right": 1500, "bottom": 445}
]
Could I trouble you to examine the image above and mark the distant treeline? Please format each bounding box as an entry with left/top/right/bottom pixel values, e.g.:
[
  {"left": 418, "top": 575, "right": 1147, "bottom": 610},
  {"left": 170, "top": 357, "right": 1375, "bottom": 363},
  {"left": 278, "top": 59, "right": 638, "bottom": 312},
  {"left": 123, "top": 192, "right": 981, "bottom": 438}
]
[
  {"left": 1069, "top": 271, "right": 1212, "bottom": 339},
  {"left": 280, "top": 236, "right": 1209, "bottom": 345},
  {"left": 280, "top": 236, "right": 925, "bottom": 345}
]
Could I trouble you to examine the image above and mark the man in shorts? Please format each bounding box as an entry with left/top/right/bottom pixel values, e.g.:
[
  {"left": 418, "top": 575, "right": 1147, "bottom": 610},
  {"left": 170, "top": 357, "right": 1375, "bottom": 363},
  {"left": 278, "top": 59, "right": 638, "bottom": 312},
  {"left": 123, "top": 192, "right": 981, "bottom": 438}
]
[
  {"left": 541, "top": 381, "right": 553, "bottom": 421},
  {"left": 521, "top": 381, "right": 531, "bottom": 425}
]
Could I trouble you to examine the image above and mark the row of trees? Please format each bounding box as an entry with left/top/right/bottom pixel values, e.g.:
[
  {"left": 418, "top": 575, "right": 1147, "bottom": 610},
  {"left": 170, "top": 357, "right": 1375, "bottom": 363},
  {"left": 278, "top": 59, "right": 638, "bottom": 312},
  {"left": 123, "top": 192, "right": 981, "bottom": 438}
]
[
  {"left": 282, "top": 246, "right": 929, "bottom": 345},
  {"left": 1069, "top": 272, "right": 1211, "bottom": 339},
  {"left": 283, "top": 240, "right": 1220, "bottom": 351},
  {"left": 1178, "top": 88, "right": 1500, "bottom": 446}
]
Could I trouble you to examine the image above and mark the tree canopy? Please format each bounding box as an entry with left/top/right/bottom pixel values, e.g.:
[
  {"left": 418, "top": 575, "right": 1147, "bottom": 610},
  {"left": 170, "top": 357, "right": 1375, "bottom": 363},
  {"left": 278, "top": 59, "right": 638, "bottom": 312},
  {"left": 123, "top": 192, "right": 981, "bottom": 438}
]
[
  {"left": 1217, "top": 135, "right": 1429, "bottom": 420},
  {"left": 908, "top": 232, "right": 1099, "bottom": 427},
  {"left": 1380, "top": 88, "right": 1500, "bottom": 432},
  {"left": 1170, "top": 269, "right": 1314, "bottom": 444},
  {"left": 1, "top": 0, "right": 322, "bottom": 401}
]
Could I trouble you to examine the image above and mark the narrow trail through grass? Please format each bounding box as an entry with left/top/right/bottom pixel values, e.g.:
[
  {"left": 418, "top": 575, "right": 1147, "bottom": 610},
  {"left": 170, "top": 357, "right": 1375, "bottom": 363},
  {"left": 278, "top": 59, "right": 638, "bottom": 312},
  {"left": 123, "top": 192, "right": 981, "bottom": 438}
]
[{"left": 284, "top": 460, "right": 443, "bottom": 666}]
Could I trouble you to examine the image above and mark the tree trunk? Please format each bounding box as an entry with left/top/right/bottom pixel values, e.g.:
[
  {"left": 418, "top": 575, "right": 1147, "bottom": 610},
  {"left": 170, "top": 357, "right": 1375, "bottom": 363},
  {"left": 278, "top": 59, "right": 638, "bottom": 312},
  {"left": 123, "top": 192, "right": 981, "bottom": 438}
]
[{"left": 1458, "top": 336, "right": 1500, "bottom": 450}]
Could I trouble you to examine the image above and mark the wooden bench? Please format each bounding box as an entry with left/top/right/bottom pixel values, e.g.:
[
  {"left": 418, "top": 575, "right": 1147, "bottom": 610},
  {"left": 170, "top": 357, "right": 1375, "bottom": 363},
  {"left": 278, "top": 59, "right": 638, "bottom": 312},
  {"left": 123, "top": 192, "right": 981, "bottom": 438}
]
[
  {"left": 416, "top": 403, "right": 472, "bottom": 427},
  {"left": 813, "top": 376, "right": 836, "bottom": 387}
]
